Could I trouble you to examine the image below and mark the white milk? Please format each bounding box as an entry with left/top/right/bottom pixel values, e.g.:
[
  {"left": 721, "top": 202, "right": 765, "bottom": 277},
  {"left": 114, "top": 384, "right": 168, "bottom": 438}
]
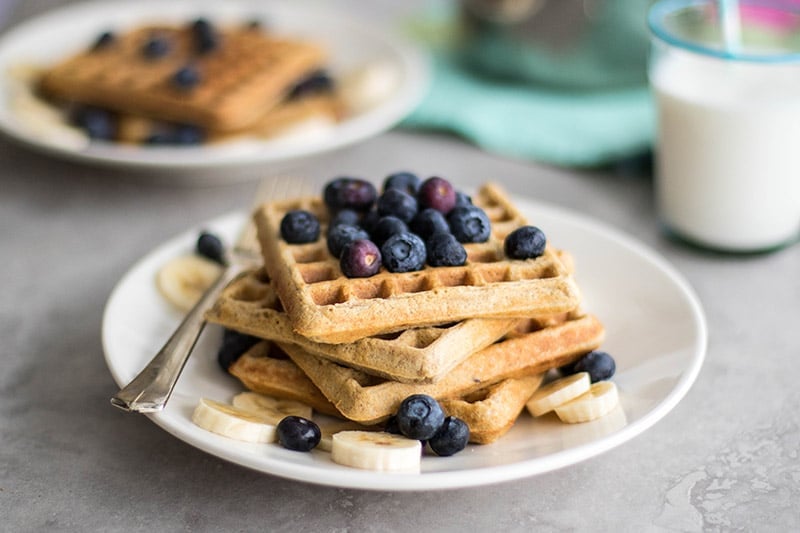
[{"left": 651, "top": 49, "right": 800, "bottom": 251}]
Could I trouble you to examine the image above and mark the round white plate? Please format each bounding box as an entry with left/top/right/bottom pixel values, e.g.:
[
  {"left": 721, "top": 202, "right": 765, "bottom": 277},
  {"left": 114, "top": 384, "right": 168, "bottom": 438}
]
[
  {"left": 0, "top": 0, "right": 428, "bottom": 171},
  {"left": 102, "top": 197, "right": 707, "bottom": 491}
]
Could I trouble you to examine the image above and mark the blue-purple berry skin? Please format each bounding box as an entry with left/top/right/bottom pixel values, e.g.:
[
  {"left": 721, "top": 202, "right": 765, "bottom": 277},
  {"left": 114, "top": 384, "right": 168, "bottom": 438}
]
[
  {"left": 418, "top": 177, "right": 457, "bottom": 214},
  {"left": 330, "top": 209, "right": 361, "bottom": 228},
  {"left": 410, "top": 208, "right": 449, "bottom": 240},
  {"left": 428, "top": 416, "right": 470, "bottom": 456},
  {"left": 327, "top": 224, "right": 369, "bottom": 258},
  {"left": 447, "top": 206, "right": 491, "bottom": 243},
  {"left": 396, "top": 394, "right": 445, "bottom": 441},
  {"left": 573, "top": 351, "right": 616, "bottom": 383},
  {"left": 324, "top": 178, "right": 377, "bottom": 212},
  {"left": 371, "top": 216, "right": 409, "bottom": 247},
  {"left": 504, "top": 226, "right": 546, "bottom": 259},
  {"left": 280, "top": 210, "right": 321, "bottom": 244},
  {"left": 173, "top": 65, "right": 201, "bottom": 89},
  {"left": 383, "top": 172, "right": 421, "bottom": 196},
  {"left": 426, "top": 231, "right": 467, "bottom": 267},
  {"left": 277, "top": 416, "right": 321, "bottom": 452},
  {"left": 377, "top": 188, "right": 418, "bottom": 223},
  {"left": 340, "top": 239, "right": 382, "bottom": 278},
  {"left": 380, "top": 232, "right": 426, "bottom": 273},
  {"left": 454, "top": 191, "right": 473, "bottom": 208},
  {"left": 217, "top": 329, "right": 259, "bottom": 370},
  {"left": 196, "top": 231, "right": 226, "bottom": 264}
]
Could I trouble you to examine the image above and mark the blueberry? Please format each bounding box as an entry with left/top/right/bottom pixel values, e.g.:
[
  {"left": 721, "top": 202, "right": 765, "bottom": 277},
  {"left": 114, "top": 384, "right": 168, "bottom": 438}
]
[
  {"left": 324, "top": 178, "right": 377, "bottom": 212},
  {"left": 330, "top": 208, "right": 360, "bottom": 228},
  {"left": 384, "top": 415, "right": 402, "bottom": 435},
  {"left": 370, "top": 216, "right": 408, "bottom": 247},
  {"left": 380, "top": 232, "right": 426, "bottom": 273},
  {"left": 280, "top": 210, "right": 321, "bottom": 244},
  {"left": 217, "top": 329, "right": 259, "bottom": 371},
  {"left": 142, "top": 36, "right": 171, "bottom": 59},
  {"left": 288, "top": 70, "right": 334, "bottom": 100},
  {"left": 573, "top": 351, "right": 616, "bottom": 383},
  {"left": 447, "top": 206, "right": 491, "bottom": 243},
  {"left": 340, "top": 239, "right": 381, "bottom": 278},
  {"left": 92, "top": 31, "right": 115, "bottom": 51},
  {"left": 428, "top": 416, "right": 470, "bottom": 456},
  {"left": 383, "top": 171, "right": 421, "bottom": 196},
  {"left": 418, "top": 177, "right": 456, "bottom": 214},
  {"left": 454, "top": 191, "right": 473, "bottom": 208},
  {"left": 327, "top": 223, "right": 369, "bottom": 258},
  {"left": 396, "top": 394, "right": 445, "bottom": 441},
  {"left": 70, "top": 106, "right": 115, "bottom": 140},
  {"left": 144, "top": 131, "right": 173, "bottom": 145},
  {"left": 410, "top": 208, "right": 449, "bottom": 240},
  {"left": 426, "top": 231, "right": 467, "bottom": 267},
  {"left": 172, "top": 65, "right": 201, "bottom": 90},
  {"left": 191, "top": 18, "right": 219, "bottom": 53},
  {"left": 377, "top": 188, "right": 418, "bottom": 223},
  {"left": 504, "top": 226, "right": 546, "bottom": 260},
  {"left": 172, "top": 124, "right": 205, "bottom": 145},
  {"left": 360, "top": 209, "right": 380, "bottom": 234},
  {"left": 196, "top": 231, "right": 226, "bottom": 264},
  {"left": 277, "top": 416, "right": 321, "bottom": 452}
]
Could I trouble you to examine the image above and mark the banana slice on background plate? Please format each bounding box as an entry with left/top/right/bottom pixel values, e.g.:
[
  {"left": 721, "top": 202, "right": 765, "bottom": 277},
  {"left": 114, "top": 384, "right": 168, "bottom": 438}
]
[
  {"left": 331, "top": 431, "right": 422, "bottom": 472},
  {"left": 526, "top": 372, "right": 591, "bottom": 417},
  {"left": 191, "top": 398, "right": 278, "bottom": 443},
  {"left": 554, "top": 381, "right": 619, "bottom": 424},
  {"left": 156, "top": 254, "right": 222, "bottom": 312},
  {"left": 231, "top": 392, "right": 312, "bottom": 424}
]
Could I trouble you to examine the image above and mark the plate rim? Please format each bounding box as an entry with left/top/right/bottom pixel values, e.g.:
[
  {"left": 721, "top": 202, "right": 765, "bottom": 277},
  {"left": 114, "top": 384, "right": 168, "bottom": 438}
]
[
  {"left": 101, "top": 197, "right": 707, "bottom": 491},
  {"left": 0, "top": 0, "right": 430, "bottom": 171}
]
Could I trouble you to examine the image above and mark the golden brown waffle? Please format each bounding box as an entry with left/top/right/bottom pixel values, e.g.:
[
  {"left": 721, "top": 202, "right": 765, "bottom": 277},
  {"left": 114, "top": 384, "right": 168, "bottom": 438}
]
[
  {"left": 278, "top": 313, "right": 605, "bottom": 424},
  {"left": 206, "top": 268, "right": 520, "bottom": 383},
  {"left": 227, "top": 341, "right": 341, "bottom": 417},
  {"left": 441, "top": 375, "right": 543, "bottom": 444},
  {"left": 255, "top": 182, "right": 581, "bottom": 344},
  {"left": 39, "top": 24, "right": 326, "bottom": 131}
]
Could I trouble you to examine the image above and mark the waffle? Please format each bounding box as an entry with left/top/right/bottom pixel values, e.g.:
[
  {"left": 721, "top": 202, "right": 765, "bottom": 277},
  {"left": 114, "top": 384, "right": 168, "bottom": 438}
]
[
  {"left": 254, "top": 182, "right": 581, "bottom": 344},
  {"left": 39, "top": 24, "right": 325, "bottom": 132},
  {"left": 278, "top": 313, "right": 605, "bottom": 424},
  {"left": 206, "top": 268, "right": 520, "bottom": 383},
  {"left": 440, "top": 375, "right": 543, "bottom": 444},
  {"left": 228, "top": 341, "right": 544, "bottom": 444}
]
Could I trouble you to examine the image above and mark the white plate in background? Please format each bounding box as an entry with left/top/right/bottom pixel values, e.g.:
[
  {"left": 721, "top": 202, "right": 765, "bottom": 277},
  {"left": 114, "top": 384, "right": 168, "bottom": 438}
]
[
  {"left": 102, "top": 196, "right": 707, "bottom": 491},
  {"left": 0, "top": 0, "right": 428, "bottom": 171}
]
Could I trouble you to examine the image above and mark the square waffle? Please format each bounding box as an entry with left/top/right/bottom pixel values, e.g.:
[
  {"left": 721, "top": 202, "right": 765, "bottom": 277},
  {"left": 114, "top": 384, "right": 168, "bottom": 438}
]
[
  {"left": 254, "top": 182, "right": 581, "bottom": 344},
  {"left": 278, "top": 313, "right": 605, "bottom": 424},
  {"left": 39, "top": 24, "right": 326, "bottom": 131},
  {"left": 206, "top": 268, "right": 520, "bottom": 383}
]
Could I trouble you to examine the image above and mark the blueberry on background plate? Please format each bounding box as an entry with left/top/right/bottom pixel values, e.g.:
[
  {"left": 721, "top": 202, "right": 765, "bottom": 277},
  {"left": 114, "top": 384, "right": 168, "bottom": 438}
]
[
  {"left": 377, "top": 188, "right": 418, "bottom": 223},
  {"left": 280, "top": 210, "right": 321, "bottom": 244},
  {"left": 173, "top": 124, "right": 205, "bottom": 145},
  {"left": 277, "top": 416, "right": 321, "bottom": 452},
  {"left": 396, "top": 394, "right": 445, "bottom": 441},
  {"left": 340, "top": 239, "right": 382, "bottom": 278},
  {"left": 410, "top": 208, "right": 449, "bottom": 240},
  {"left": 217, "top": 329, "right": 260, "bottom": 371},
  {"left": 383, "top": 171, "right": 421, "bottom": 196},
  {"left": 196, "top": 231, "right": 226, "bottom": 264},
  {"left": 172, "top": 65, "right": 201, "bottom": 89},
  {"left": 70, "top": 106, "right": 116, "bottom": 140},
  {"left": 504, "top": 225, "right": 547, "bottom": 259},
  {"left": 426, "top": 231, "right": 467, "bottom": 267},
  {"left": 191, "top": 18, "right": 219, "bottom": 53},
  {"left": 380, "top": 232, "right": 426, "bottom": 273},
  {"left": 324, "top": 177, "right": 377, "bottom": 212},
  {"left": 448, "top": 205, "right": 491, "bottom": 243},
  {"left": 370, "top": 216, "right": 408, "bottom": 247},
  {"left": 326, "top": 224, "right": 369, "bottom": 258},
  {"left": 417, "top": 177, "right": 456, "bottom": 214},
  {"left": 428, "top": 416, "right": 470, "bottom": 456},
  {"left": 288, "top": 71, "right": 334, "bottom": 100},
  {"left": 573, "top": 351, "right": 616, "bottom": 383}
]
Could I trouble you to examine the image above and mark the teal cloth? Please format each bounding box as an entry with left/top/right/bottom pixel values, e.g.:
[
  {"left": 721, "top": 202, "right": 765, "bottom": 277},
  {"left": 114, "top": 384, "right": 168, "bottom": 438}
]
[{"left": 401, "top": 3, "right": 656, "bottom": 167}]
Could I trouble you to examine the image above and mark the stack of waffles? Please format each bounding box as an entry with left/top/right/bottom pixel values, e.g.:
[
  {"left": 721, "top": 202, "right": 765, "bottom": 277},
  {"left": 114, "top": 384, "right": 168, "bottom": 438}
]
[
  {"left": 37, "top": 20, "right": 342, "bottom": 143},
  {"left": 206, "top": 183, "right": 607, "bottom": 443}
]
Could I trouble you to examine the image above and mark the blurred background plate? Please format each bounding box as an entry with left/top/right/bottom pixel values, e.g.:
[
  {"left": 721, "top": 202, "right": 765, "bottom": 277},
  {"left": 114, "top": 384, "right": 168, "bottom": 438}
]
[{"left": 0, "top": 0, "right": 428, "bottom": 172}]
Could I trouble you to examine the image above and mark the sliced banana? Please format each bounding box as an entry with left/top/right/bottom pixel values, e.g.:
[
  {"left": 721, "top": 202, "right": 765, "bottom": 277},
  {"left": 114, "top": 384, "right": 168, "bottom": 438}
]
[
  {"left": 231, "top": 392, "right": 312, "bottom": 424},
  {"left": 526, "top": 372, "right": 591, "bottom": 417},
  {"left": 316, "top": 421, "right": 375, "bottom": 452},
  {"left": 554, "top": 381, "right": 619, "bottom": 424},
  {"left": 191, "top": 398, "right": 277, "bottom": 443},
  {"left": 156, "top": 254, "right": 223, "bottom": 312},
  {"left": 331, "top": 431, "right": 421, "bottom": 472}
]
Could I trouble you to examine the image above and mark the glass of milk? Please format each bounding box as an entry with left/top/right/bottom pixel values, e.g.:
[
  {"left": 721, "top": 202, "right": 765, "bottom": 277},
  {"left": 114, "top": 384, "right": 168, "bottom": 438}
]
[{"left": 648, "top": 0, "right": 800, "bottom": 252}]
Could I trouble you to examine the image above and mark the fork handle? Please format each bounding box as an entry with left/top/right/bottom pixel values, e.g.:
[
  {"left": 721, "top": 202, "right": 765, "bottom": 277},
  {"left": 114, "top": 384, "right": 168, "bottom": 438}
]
[{"left": 110, "top": 262, "right": 245, "bottom": 413}]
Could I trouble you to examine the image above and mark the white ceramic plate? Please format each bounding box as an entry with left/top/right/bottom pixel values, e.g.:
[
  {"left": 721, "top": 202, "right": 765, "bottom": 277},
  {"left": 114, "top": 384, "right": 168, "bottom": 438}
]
[
  {"left": 102, "top": 196, "right": 707, "bottom": 491},
  {"left": 0, "top": 0, "right": 428, "bottom": 171}
]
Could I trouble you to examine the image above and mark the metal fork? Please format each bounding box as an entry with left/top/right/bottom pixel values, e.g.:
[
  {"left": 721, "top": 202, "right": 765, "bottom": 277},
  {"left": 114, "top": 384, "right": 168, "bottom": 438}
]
[{"left": 110, "top": 177, "right": 312, "bottom": 413}]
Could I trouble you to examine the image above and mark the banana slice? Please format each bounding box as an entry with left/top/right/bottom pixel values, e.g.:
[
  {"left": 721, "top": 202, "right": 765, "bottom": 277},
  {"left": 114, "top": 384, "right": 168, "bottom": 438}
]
[
  {"left": 526, "top": 372, "right": 591, "bottom": 417},
  {"left": 331, "top": 431, "right": 422, "bottom": 472},
  {"left": 191, "top": 398, "right": 277, "bottom": 443},
  {"left": 316, "top": 421, "right": 374, "bottom": 452},
  {"left": 554, "top": 381, "right": 619, "bottom": 424},
  {"left": 156, "top": 254, "right": 222, "bottom": 312},
  {"left": 231, "top": 392, "right": 312, "bottom": 424}
]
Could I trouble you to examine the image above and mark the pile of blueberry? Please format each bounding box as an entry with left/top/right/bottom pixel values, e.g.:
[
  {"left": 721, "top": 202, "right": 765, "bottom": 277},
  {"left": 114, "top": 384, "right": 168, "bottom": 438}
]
[
  {"left": 280, "top": 173, "right": 548, "bottom": 278},
  {"left": 386, "top": 394, "right": 469, "bottom": 456}
]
